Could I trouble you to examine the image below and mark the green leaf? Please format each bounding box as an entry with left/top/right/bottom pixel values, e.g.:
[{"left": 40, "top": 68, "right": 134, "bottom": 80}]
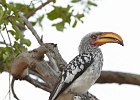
[
  {"left": 52, "top": 22, "right": 65, "bottom": 31},
  {"left": 0, "top": 8, "right": 4, "bottom": 22},
  {"left": 71, "top": 0, "right": 81, "bottom": 3},
  {"left": 2, "top": 53, "right": 8, "bottom": 61},
  {"left": 72, "top": 20, "right": 77, "bottom": 28},
  {"left": 2, "top": 47, "right": 12, "bottom": 61},
  {"left": 13, "top": 41, "right": 22, "bottom": 54},
  {"left": 76, "top": 13, "right": 84, "bottom": 20},
  {"left": 11, "top": 20, "right": 24, "bottom": 40},
  {"left": 3, "top": 19, "right": 9, "bottom": 25},
  {"left": 1, "top": 0, "right": 6, "bottom": 6},
  {"left": 47, "top": 6, "right": 64, "bottom": 21},
  {"left": 52, "top": 0, "right": 56, "bottom": 3},
  {"left": 5, "top": 47, "right": 12, "bottom": 53},
  {"left": 9, "top": 3, "right": 35, "bottom": 17},
  {"left": 13, "top": 41, "right": 27, "bottom": 54},
  {"left": 37, "top": 15, "right": 44, "bottom": 27},
  {"left": 8, "top": 30, "right": 15, "bottom": 36},
  {"left": 6, "top": 3, "right": 13, "bottom": 15},
  {"left": 30, "top": 21, "right": 37, "bottom": 26},
  {"left": 22, "top": 39, "right": 31, "bottom": 46},
  {"left": 17, "top": 17, "right": 24, "bottom": 24},
  {"left": 47, "top": 7, "right": 58, "bottom": 20},
  {"left": 47, "top": 5, "right": 72, "bottom": 22},
  {"left": 47, "top": 5, "right": 73, "bottom": 31},
  {"left": 87, "top": 1, "right": 97, "bottom": 6},
  {"left": 37, "top": 15, "right": 44, "bottom": 23}
]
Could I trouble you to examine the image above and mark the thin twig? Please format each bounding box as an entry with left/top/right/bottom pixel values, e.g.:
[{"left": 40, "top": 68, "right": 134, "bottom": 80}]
[
  {"left": 19, "top": 13, "right": 43, "bottom": 45},
  {"left": 4, "top": 24, "right": 12, "bottom": 47},
  {"left": 11, "top": 78, "right": 20, "bottom": 100},
  {"left": 2, "top": 90, "right": 10, "bottom": 100},
  {"left": 0, "top": 41, "right": 7, "bottom": 44},
  {"left": 0, "top": 31, "right": 6, "bottom": 45},
  {"left": 26, "top": 0, "right": 53, "bottom": 19},
  {"left": 4, "top": 24, "right": 12, "bottom": 100}
]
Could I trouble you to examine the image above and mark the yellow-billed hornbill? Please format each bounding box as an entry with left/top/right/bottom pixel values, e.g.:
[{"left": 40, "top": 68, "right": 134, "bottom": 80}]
[{"left": 49, "top": 32, "right": 124, "bottom": 100}]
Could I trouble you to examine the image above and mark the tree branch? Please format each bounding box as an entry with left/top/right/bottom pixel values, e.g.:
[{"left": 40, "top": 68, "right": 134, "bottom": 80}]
[
  {"left": 44, "top": 43, "right": 67, "bottom": 72},
  {"left": 11, "top": 79, "right": 19, "bottom": 100},
  {"left": 25, "top": 75, "right": 52, "bottom": 92},
  {"left": 19, "top": 13, "right": 43, "bottom": 45},
  {"left": 11, "top": 43, "right": 65, "bottom": 91},
  {"left": 97, "top": 71, "right": 140, "bottom": 86},
  {"left": 26, "top": 0, "right": 53, "bottom": 19},
  {"left": 19, "top": 13, "right": 63, "bottom": 74}
]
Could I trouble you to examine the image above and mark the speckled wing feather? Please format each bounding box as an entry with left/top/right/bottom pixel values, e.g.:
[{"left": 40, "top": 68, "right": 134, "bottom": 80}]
[{"left": 49, "top": 52, "right": 96, "bottom": 100}]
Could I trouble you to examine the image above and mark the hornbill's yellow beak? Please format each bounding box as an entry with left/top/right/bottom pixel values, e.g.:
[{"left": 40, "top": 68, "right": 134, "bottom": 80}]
[{"left": 92, "top": 32, "right": 124, "bottom": 46}]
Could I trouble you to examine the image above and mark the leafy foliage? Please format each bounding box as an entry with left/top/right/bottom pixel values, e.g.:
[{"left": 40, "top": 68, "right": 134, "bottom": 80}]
[
  {"left": 46, "top": 0, "right": 97, "bottom": 31},
  {"left": 0, "top": 0, "right": 32, "bottom": 72},
  {"left": 47, "top": 5, "right": 86, "bottom": 31},
  {"left": 47, "top": 5, "right": 72, "bottom": 31},
  {"left": 0, "top": 0, "right": 97, "bottom": 73}
]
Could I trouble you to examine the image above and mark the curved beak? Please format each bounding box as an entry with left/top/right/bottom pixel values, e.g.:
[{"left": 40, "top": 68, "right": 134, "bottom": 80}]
[{"left": 92, "top": 32, "right": 124, "bottom": 46}]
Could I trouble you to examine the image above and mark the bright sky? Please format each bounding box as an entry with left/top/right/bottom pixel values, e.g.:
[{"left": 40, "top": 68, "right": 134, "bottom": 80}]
[{"left": 0, "top": 0, "right": 140, "bottom": 100}]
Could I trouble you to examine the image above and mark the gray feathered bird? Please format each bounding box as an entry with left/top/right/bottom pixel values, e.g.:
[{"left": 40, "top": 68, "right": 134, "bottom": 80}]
[{"left": 49, "top": 32, "right": 124, "bottom": 100}]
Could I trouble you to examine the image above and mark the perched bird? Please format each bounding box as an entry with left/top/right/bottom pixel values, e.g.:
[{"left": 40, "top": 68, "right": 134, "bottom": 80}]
[{"left": 49, "top": 32, "right": 124, "bottom": 100}]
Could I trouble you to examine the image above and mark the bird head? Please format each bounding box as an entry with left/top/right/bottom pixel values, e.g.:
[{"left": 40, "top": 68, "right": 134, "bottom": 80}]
[
  {"left": 79, "top": 32, "right": 124, "bottom": 53},
  {"left": 90, "top": 32, "right": 124, "bottom": 47}
]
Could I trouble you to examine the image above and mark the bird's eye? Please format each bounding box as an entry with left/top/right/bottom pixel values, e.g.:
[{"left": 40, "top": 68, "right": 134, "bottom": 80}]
[{"left": 91, "top": 34, "right": 97, "bottom": 38}]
